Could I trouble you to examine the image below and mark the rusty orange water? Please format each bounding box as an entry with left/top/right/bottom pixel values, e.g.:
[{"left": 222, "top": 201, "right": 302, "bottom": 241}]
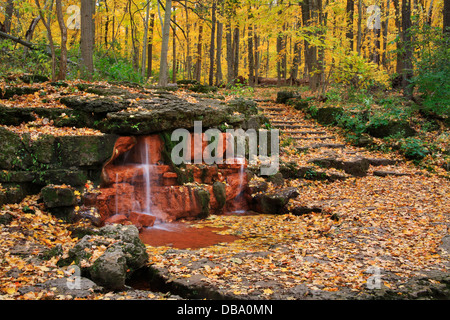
[{"left": 139, "top": 221, "right": 240, "bottom": 249}]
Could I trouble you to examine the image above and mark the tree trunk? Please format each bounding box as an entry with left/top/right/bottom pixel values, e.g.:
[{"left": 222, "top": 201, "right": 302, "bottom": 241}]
[
  {"left": 357, "top": 0, "right": 362, "bottom": 55},
  {"left": 141, "top": 0, "right": 150, "bottom": 79},
  {"left": 55, "top": 0, "right": 68, "bottom": 80},
  {"left": 3, "top": 0, "right": 14, "bottom": 33},
  {"left": 209, "top": 1, "right": 216, "bottom": 86},
  {"left": 392, "top": 0, "right": 403, "bottom": 74},
  {"left": 248, "top": 21, "right": 255, "bottom": 86},
  {"left": 254, "top": 26, "right": 259, "bottom": 86},
  {"left": 444, "top": 0, "right": 450, "bottom": 33},
  {"left": 215, "top": 18, "right": 223, "bottom": 86},
  {"left": 184, "top": 0, "right": 192, "bottom": 79},
  {"left": 401, "top": 0, "right": 413, "bottom": 97},
  {"left": 159, "top": 0, "right": 172, "bottom": 86},
  {"left": 226, "top": 22, "right": 234, "bottom": 83},
  {"left": 194, "top": 23, "right": 203, "bottom": 82},
  {"left": 23, "top": 17, "right": 40, "bottom": 57},
  {"left": 147, "top": 13, "right": 155, "bottom": 79},
  {"left": 81, "top": 0, "right": 95, "bottom": 80},
  {"left": 373, "top": 28, "right": 381, "bottom": 65},
  {"left": 129, "top": 0, "right": 139, "bottom": 71},
  {"left": 172, "top": 13, "right": 177, "bottom": 83},
  {"left": 35, "top": 0, "right": 57, "bottom": 81},
  {"left": 276, "top": 0, "right": 284, "bottom": 86},
  {"left": 232, "top": 26, "right": 239, "bottom": 79},
  {"left": 290, "top": 4, "right": 301, "bottom": 85},
  {"left": 105, "top": 0, "right": 109, "bottom": 45},
  {"left": 382, "top": 0, "right": 390, "bottom": 67},
  {"left": 346, "top": 0, "right": 354, "bottom": 51}
]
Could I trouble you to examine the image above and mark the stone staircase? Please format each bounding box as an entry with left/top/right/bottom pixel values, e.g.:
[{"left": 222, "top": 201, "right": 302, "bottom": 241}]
[{"left": 253, "top": 100, "right": 419, "bottom": 216}]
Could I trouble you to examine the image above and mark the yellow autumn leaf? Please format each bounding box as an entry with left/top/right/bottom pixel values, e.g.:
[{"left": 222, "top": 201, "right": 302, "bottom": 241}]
[
  {"left": 262, "top": 289, "right": 273, "bottom": 295},
  {"left": 5, "top": 287, "right": 16, "bottom": 295}
]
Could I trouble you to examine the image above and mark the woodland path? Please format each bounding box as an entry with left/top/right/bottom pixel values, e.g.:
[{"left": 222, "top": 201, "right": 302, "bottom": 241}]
[{"left": 1, "top": 95, "right": 449, "bottom": 300}]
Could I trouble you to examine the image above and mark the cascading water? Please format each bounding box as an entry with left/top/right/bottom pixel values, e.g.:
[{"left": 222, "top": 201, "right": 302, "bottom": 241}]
[
  {"left": 97, "top": 134, "right": 251, "bottom": 234},
  {"left": 141, "top": 138, "right": 153, "bottom": 216}
]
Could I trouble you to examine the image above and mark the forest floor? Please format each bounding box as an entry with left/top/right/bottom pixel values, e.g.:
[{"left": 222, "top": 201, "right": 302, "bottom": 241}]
[{"left": 0, "top": 84, "right": 449, "bottom": 300}]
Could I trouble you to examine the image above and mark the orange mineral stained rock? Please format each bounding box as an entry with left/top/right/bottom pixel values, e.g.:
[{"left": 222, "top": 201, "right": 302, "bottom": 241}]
[{"left": 92, "top": 134, "right": 250, "bottom": 228}]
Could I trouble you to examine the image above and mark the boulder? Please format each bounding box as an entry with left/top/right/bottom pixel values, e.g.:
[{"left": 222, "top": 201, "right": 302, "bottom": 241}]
[
  {"left": 19, "top": 74, "right": 49, "bottom": 83},
  {"left": 0, "top": 104, "right": 35, "bottom": 125},
  {"left": 89, "top": 246, "right": 128, "bottom": 291},
  {"left": 367, "top": 120, "right": 416, "bottom": 138},
  {"left": 59, "top": 224, "right": 149, "bottom": 291},
  {"left": 0, "top": 86, "right": 40, "bottom": 99},
  {"left": 0, "top": 213, "right": 14, "bottom": 225},
  {"left": 56, "top": 135, "right": 118, "bottom": 167},
  {"left": 0, "top": 127, "right": 31, "bottom": 170},
  {"left": 41, "top": 185, "right": 77, "bottom": 208},
  {"left": 313, "top": 107, "right": 344, "bottom": 125},
  {"left": 251, "top": 187, "right": 299, "bottom": 214},
  {"left": 60, "top": 95, "right": 129, "bottom": 114},
  {"left": 18, "top": 277, "right": 103, "bottom": 299},
  {"left": 97, "top": 97, "right": 232, "bottom": 134},
  {"left": 276, "top": 91, "right": 296, "bottom": 104}
]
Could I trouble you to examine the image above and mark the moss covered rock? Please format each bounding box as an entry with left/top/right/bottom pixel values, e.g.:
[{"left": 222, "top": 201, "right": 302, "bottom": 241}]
[
  {"left": 367, "top": 120, "right": 417, "bottom": 138},
  {"left": 41, "top": 185, "right": 77, "bottom": 208}
]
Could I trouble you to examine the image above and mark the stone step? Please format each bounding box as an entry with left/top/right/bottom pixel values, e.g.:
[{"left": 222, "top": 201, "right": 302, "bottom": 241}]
[
  {"left": 296, "top": 143, "right": 346, "bottom": 150},
  {"left": 373, "top": 170, "right": 411, "bottom": 177},
  {"left": 263, "top": 107, "right": 286, "bottom": 112},
  {"left": 290, "top": 136, "right": 336, "bottom": 140},
  {"left": 271, "top": 120, "right": 298, "bottom": 124},
  {"left": 309, "top": 157, "right": 370, "bottom": 177},
  {"left": 284, "top": 131, "right": 327, "bottom": 135},
  {"left": 365, "top": 158, "right": 399, "bottom": 166},
  {"left": 274, "top": 124, "right": 315, "bottom": 129}
]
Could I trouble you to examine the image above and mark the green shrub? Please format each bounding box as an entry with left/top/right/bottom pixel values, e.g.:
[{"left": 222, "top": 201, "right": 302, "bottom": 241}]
[
  {"left": 412, "top": 27, "right": 450, "bottom": 117},
  {"left": 398, "top": 137, "right": 429, "bottom": 160}
]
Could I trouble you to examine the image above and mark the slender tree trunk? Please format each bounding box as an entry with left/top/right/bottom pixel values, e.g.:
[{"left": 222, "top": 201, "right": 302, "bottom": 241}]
[
  {"left": 23, "top": 17, "right": 40, "bottom": 57},
  {"left": 129, "top": 0, "right": 139, "bottom": 71},
  {"left": 216, "top": 18, "right": 223, "bottom": 86},
  {"left": 372, "top": 28, "right": 381, "bottom": 65},
  {"left": 55, "top": 0, "right": 68, "bottom": 80},
  {"left": 141, "top": 0, "right": 150, "bottom": 79},
  {"left": 290, "top": 5, "right": 301, "bottom": 85},
  {"left": 357, "top": 0, "right": 362, "bottom": 55},
  {"left": 401, "top": 0, "right": 413, "bottom": 97},
  {"left": 232, "top": 26, "right": 239, "bottom": 79},
  {"left": 159, "top": 0, "right": 172, "bottom": 86},
  {"left": 172, "top": 13, "right": 177, "bottom": 83},
  {"left": 301, "top": 0, "right": 311, "bottom": 79},
  {"left": 346, "top": 0, "right": 354, "bottom": 51},
  {"left": 276, "top": 0, "right": 284, "bottom": 86},
  {"left": 382, "top": 0, "right": 390, "bottom": 67},
  {"left": 194, "top": 23, "right": 203, "bottom": 82},
  {"left": 105, "top": 0, "right": 109, "bottom": 45},
  {"left": 147, "top": 13, "right": 155, "bottom": 79},
  {"left": 81, "top": 0, "right": 95, "bottom": 80},
  {"left": 393, "top": 0, "right": 403, "bottom": 74},
  {"left": 209, "top": 1, "right": 216, "bottom": 86},
  {"left": 226, "top": 21, "right": 234, "bottom": 83},
  {"left": 35, "top": 0, "right": 57, "bottom": 81},
  {"left": 248, "top": 20, "right": 255, "bottom": 86},
  {"left": 444, "top": 0, "right": 450, "bottom": 33},
  {"left": 254, "top": 26, "right": 260, "bottom": 86},
  {"left": 3, "top": 0, "right": 14, "bottom": 33},
  {"left": 426, "top": 0, "right": 434, "bottom": 26},
  {"left": 184, "top": 0, "right": 192, "bottom": 79}
]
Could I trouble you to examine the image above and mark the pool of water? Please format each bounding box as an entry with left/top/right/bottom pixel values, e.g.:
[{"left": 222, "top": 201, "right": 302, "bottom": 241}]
[{"left": 139, "top": 221, "right": 240, "bottom": 249}]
